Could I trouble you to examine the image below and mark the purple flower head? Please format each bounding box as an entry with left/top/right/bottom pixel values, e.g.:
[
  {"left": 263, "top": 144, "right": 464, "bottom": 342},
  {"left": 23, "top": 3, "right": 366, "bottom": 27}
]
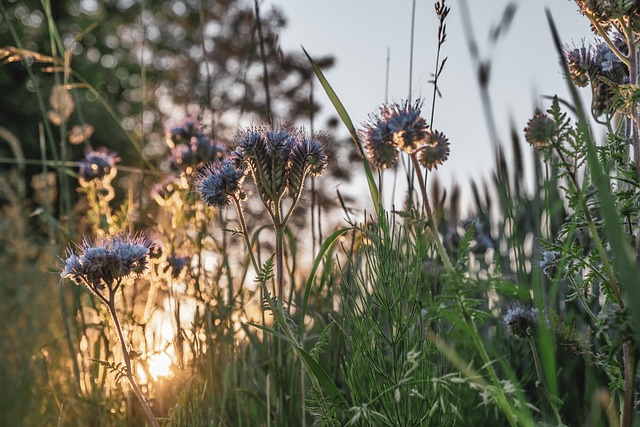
[
  {"left": 385, "top": 101, "right": 429, "bottom": 153},
  {"left": 167, "top": 117, "right": 226, "bottom": 170},
  {"left": 168, "top": 144, "right": 194, "bottom": 169},
  {"left": 194, "top": 135, "right": 225, "bottom": 163},
  {"left": 197, "top": 158, "right": 247, "bottom": 208},
  {"left": 362, "top": 117, "right": 398, "bottom": 169},
  {"left": 361, "top": 100, "right": 430, "bottom": 169},
  {"left": 166, "top": 255, "right": 191, "bottom": 278},
  {"left": 61, "top": 234, "right": 154, "bottom": 296},
  {"left": 79, "top": 147, "right": 120, "bottom": 181},
  {"left": 503, "top": 303, "right": 538, "bottom": 339},
  {"left": 564, "top": 42, "right": 592, "bottom": 87},
  {"left": 169, "top": 116, "right": 198, "bottom": 145},
  {"left": 234, "top": 125, "right": 328, "bottom": 203},
  {"left": 540, "top": 250, "right": 561, "bottom": 279},
  {"left": 302, "top": 138, "right": 328, "bottom": 177},
  {"left": 112, "top": 234, "right": 153, "bottom": 277}
]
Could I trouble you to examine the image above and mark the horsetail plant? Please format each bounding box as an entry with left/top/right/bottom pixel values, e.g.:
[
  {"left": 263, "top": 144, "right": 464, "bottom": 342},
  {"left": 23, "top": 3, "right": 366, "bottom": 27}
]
[{"left": 60, "top": 233, "right": 160, "bottom": 427}]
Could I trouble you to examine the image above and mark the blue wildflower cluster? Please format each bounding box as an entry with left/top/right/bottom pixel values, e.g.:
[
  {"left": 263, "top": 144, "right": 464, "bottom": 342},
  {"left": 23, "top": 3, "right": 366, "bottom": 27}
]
[
  {"left": 61, "top": 234, "right": 153, "bottom": 298},
  {"left": 167, "top": 117, "right": 225, "bottom": 170},
  {"left": 196, "top": 158, "right": 247, "bottom": 209},
  {"left": 361, "top": 100, "right": 449, "bottom": 170},
  {"left": 79, "top": 147, "right": 120, "bottom": 182},
  {"left": 503, "top": 304, "right": 538, "bottom": 339},
  {"left": 231, "top": 125, "right": 328, "bottom": 206}
]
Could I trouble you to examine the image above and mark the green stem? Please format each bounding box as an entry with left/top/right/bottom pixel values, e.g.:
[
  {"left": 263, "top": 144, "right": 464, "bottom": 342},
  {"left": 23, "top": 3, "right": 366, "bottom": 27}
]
[
  {"left": 107, "top": 297, "right": 159, "bottom": 427},
  {"left": 526, "top": 335, "right": 563, "bottom": 425},
  {"left": 466, "top": 319, "right": 519, "bottom": 426},
  {"left": 274, "top": 222, "right": 285, "bottom": 309},
  {"left": 554, "top": 148, "right": 623, "bottom": 308},
  {"left": 567, "top": 277, "right": 598, "bottom": 324},
  {"left": 458, "top": 295, "right": 519, "bottom": 426},
  {"left": 233, "top": 200, "right": 328, "bottom": 415},
  {"left": 410, "top": 154, "right": 454, "bottom": 273}
]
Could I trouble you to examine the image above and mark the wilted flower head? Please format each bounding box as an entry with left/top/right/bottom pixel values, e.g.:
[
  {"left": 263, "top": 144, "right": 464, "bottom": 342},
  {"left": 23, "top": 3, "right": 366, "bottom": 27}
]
[
  {"left": 197, "top": 158, "right": 247, "bottom": 208},
  {"left": 524, "top": 113, "right": 558, "bottom": 149},
  {"left": 61, "top": 234, "right": 153, "bottom": 296},
  {"left": 417, "top": 130, "right": 450, "bottom": 170},
  {"left": 79, "top": 147, "right": 120, "bottom": 182},
  {"left": 540, "top": 250, "right": 561, "bottom": 279},
  {"left": 503, "top": 303, "right": 538, "bottom": 339},
  {"left": 233, "top": 124, "right": 328, "bottom": 204}
]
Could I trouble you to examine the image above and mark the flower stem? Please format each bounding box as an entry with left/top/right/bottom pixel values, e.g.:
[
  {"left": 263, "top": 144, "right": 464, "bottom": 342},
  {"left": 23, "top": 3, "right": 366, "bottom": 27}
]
[
  {"left": 107, "top": 298, "right": 159, "bottom": 427},
  {"left": 457, "top": 296, "right": 519, "bottom": 426},
  {"left": 554, "top": 148, "right": 623, "bottom": 308},
  {"left": 526, "top": 335, "right": 563, "bottom": 425},
  {"left": 410, "top": 153, "right": 454, "bottom": 273}
]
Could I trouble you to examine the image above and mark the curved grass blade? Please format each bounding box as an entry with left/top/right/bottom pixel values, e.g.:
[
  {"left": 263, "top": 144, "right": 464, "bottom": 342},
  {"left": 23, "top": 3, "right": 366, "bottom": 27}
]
[
  {"left": 295, "top": 345, "right": 348, "bottom": 407},
  {"left": 302, "top": 47, "right": 380, "bottom": 213},
  {"left": 300, "top": 227, "right": 350, "bottom": 327}
]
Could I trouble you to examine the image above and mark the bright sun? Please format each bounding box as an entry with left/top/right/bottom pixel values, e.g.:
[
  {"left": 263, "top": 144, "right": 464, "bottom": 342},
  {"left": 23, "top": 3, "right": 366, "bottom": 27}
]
[{"left": 148, "top": 352, "right": 173, "bottom": 380}]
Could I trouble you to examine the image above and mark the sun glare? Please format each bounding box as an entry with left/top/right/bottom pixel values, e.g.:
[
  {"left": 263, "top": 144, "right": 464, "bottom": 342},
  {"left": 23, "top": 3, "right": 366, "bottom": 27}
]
[{"left": 148, "top": 352, "right": 173, "bottom": 380}]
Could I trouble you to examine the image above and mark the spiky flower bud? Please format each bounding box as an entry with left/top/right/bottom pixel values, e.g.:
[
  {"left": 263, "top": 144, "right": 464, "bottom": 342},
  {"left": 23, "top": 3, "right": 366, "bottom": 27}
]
[
  {"left": 167, "top": 117, "right": 225, "bottom": 170},
  {"left": 362, "top": 118, "right": 398, "bottom": 169},
  {"left": 418, "top": 130, "right": 450, "bottom": 170},
  {"left": 197, "top": 158, "right": 247, "bottom": 208},
  {"left": 362, "top": 100, "right": 450, "bottom": 171},
  {"left": 79, "top": 147, "right": 120, "bottom": 182},
  {"left": 565, "top": 43, "right": 592, "bottom": 87},
  {"left": 234, "top": 125, "right": 328, "bottom": 205},
  {"left": 288, "top": 137, "right": 329, "bottom": 198},
  {"left": 503, "top": 304, "right": 538, "bottom": 339},
  {"left": 540, "top": 250, "right": 561, "bottom": 279},
  {"left": 61, "top": 234, "right": 153, "bottom": 296},
  {"left": 524, "top": 113, "right": 558, "bottom": 149},
  {"left": 385, "top": 101, "right": 429, "bottom": 153}
]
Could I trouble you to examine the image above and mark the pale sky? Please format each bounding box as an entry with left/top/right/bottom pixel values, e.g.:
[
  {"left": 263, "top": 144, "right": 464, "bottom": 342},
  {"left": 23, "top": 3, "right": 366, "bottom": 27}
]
[{"left": 271, "top": 0, "right": 595, "bottom": 211}]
